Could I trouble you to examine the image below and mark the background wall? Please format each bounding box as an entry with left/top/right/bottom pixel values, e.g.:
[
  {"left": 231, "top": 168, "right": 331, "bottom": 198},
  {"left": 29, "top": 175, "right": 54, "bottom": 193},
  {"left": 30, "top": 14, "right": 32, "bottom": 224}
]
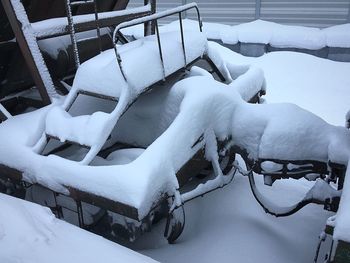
[{"left": 128, "top": 0, "right": 350, "bottom": 28}]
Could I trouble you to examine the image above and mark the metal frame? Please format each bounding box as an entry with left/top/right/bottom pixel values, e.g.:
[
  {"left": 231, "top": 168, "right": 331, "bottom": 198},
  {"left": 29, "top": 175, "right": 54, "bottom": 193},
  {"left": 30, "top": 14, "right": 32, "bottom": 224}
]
[
  {"left": 65, "top": 0, "right": 103, "bottom": 69},
  {"left": 112, "top": 3, "right": 202, "bottom": 83},
  {"left": 231, "top": 145, "right": 346, "bottom": 218}
]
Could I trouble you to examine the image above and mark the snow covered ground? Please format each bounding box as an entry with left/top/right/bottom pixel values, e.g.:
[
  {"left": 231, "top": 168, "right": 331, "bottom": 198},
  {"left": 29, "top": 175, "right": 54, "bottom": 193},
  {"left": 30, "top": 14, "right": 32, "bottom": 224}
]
[
  {"left": 0, "top": 193, "right": 157, "bottom": 263},
  {"left": 208, "top": 42, "right": 350, "bottom": 126},
  {"left": 130, "top": 45, "right": 350, "bottom": 263}
]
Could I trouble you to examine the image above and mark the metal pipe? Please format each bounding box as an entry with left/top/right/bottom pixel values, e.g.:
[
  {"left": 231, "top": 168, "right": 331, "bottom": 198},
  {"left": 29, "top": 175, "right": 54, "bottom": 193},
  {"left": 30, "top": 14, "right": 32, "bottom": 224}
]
[
  {"left": 65, "top": 0, "right": 81, "bottom": 68},
  {"left": 179, "top": 12, "right": 187, "bottom": 68},
  {"left": 93, "top": 0, "right": 103, "bottom": 53},
  {"left": 255, "top": 0, "right": 261, "bottom": 19},
  {"left": 155, "top": 20, "right": 166, "bottom": 80},
  {"left": 112, "top": 3, "right": 202, "bottom": 83}
]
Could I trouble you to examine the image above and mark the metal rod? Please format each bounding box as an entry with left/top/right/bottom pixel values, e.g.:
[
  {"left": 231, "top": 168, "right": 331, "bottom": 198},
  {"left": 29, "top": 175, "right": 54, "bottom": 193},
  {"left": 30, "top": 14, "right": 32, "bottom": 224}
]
[
  {"left": 181, "top": 0, "right": 187, "bottom": 19},
  {"left": 255, "top": 0, "right": 261, "bottom": 19},
  {"left": 155, "top": 20, "right": 166, "bottom": 80},
  {"left": 93, "top": 0, "right": 103, "bottom": 53},
  {"left": 65, "top": 0, "right": 81, "bottom": 68},
  {"left": 76, "top": 201, "right": 85, "bottom": 228},
  {"left": 113, "top": 3, "right": 202, "bottom": 83},
  {"left": 179, "top": 12, "right": 187, "bottom": 68}
]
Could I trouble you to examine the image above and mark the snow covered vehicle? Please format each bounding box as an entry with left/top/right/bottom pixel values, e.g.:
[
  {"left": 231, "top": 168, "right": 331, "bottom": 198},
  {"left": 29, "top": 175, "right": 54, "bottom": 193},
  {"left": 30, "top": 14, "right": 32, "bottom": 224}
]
[
  {"left": 0, "top": 1, "right": 350, "bottom": 262},
  {"left": 0, "top": 1, "right": 265, "bottom": 243}
]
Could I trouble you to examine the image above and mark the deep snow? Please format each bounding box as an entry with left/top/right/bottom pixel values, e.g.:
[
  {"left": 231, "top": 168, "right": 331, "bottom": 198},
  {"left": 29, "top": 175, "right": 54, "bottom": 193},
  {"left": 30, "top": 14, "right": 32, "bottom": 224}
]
[
  {"left": 0, "top": 193, "right": 157, "bottom": 263},
  {"left": 1, "top": 15, "right": 350, "bottom": 263},
  {"left": 132, "top": 46, "right": 350, "bottom": 263}
]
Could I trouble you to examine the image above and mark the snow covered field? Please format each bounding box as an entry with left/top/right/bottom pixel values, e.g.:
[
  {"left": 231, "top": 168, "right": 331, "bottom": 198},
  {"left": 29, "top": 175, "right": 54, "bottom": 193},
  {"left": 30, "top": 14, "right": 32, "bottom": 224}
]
[{"left": 129, "top": 45, "right": 350, "bottom": 263}]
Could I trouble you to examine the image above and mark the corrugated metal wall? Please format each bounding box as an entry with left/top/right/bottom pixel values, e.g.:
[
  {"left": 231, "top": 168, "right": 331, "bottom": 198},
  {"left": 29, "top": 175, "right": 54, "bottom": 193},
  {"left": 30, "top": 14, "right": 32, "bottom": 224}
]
[
  {"left": 128, "top": 0, "right": 350, "bottom": 28},
  {"left": 260, "top": 0, "right": 350, "bottom": 28}
]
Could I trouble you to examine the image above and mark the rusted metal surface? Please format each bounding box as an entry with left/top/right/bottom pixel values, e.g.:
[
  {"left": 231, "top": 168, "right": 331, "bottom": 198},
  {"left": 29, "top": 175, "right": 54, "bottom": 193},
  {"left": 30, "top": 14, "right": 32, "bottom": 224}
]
[
  {"left": 68, "top": 186, "right": 140, "bottom": 220},
  {"left": 0, "top": 164, "right": 23, "bottom": 182}
]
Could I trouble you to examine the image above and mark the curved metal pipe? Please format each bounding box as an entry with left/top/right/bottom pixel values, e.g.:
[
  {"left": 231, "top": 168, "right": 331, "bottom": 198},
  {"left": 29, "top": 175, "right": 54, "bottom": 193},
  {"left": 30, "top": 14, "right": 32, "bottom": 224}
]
[{"left": 112, "top": 3, "right": 203, "bottom": 83}]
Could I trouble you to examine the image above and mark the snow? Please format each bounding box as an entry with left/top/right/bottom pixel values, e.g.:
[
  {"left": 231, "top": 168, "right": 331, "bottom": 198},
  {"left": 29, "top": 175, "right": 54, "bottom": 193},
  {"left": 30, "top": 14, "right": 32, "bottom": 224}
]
[
  {"left": 31, "top": 4, "right": 152, "bottom": 39},
  {"left": 126, "top": 19, "right": 350, "bottom": 50},
  {"left": 73, "top": 30, "right": 207, "bottom": 98},
  {"left": 236, "top": 20, "right": 325, "bottom": 50},
  {"left": 334, "top": 161, "right": 350, "bottom": 243},
  {"left": 2, "top": 18, "right": 350, "bottom": 263},
  {"left": 323, "top": 24, "right": 350, "bottom": 48},
  {"left": 38, "top": 28, "right": 110, "bottom": 59},
  {"left": 0, "top": 193, "right": 157, "bottom": 263},
  {"left": 1, "top": 71, "right": 350, "bottom": 224},
  {"left": 45, "top": 106, "right": 111, "bottom": 147},
  {"left": 208, "top": 42, "right": 350, "bottom": 126},
  {"left": 0, "top": 70, "right": 263, "bottom": 219},
  {"left": 42, "top": 29, "right": 208, "bottom": 156}
]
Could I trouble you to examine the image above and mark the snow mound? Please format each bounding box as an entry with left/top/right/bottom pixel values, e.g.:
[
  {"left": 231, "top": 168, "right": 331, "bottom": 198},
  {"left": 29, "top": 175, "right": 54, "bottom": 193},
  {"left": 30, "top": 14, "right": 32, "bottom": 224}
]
[
  {"left": 127, "top": 19, "right": 350, "bottom": 50},
  {"left": 73, "top": 30, "right": 207, "bottom": 98},
  {"left": 0, "top": 193, "right": 157, "bottom": 263}
]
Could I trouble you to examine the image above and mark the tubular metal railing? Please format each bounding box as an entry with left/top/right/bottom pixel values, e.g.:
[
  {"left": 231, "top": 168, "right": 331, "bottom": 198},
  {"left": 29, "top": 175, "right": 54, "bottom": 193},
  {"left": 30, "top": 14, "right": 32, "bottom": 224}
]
[{"left": 112, "top": 3, "right": 202, "bottom": 83}]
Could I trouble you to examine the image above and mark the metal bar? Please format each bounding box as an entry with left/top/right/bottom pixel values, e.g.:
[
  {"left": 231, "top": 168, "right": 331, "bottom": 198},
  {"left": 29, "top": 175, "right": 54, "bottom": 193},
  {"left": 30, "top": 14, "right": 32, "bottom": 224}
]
[
  {"left": 155, "top": 20, "right": 166, "bottom": 80},
  {"left": 182, "top": 0, "right": 187, "bottom": 19},
  {"left": 93, "top": 0, "right": 103, "bottom": 52},
  {"left": 144, "top": 0, "right": 151, "bottom": 36},
  {"left": 113, "top": 3, "right": 202, "bottom": 81},
  {"left": 1, "top": 0, "right": 52, "bottom": 105},
  {"left": 70, "top": 0, "right": 94, "bottom": 6},
  {"left": 255, "top": 0, "right": 261, "bottom": 19},
  {"left": 348, "top": 1, "right": 350, "bottom": 22},
  {"left": 113, "top": 3, "right": 201, "bottom": 39},
  {"left": 179, "top": 12, "right": 187, "bottom": 68},
  {"left": 65, "top": 0, "right": 81, "bottom": 68},
  {"left": 76, "top": 201, "right": 85, "bottom": 228}
]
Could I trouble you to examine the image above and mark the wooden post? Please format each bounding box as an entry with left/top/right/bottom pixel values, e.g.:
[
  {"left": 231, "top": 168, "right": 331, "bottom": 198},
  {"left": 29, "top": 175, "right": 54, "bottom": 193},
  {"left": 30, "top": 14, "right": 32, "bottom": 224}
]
[{"left": 1, "top": 0, "right": 52, "bottom": 105}]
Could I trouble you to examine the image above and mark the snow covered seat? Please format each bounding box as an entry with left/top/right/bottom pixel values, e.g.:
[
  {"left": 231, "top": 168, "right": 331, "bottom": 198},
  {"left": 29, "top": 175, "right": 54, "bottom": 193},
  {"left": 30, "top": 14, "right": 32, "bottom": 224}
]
[
  {"left": 40, "top": 4, "right": 215, "bottom": 164},
  {"left": 41, "top": 30, "right": 207, "bottom": 154},
  {"left": 72, "top": 30, "right": 208, "bottom": 99}
]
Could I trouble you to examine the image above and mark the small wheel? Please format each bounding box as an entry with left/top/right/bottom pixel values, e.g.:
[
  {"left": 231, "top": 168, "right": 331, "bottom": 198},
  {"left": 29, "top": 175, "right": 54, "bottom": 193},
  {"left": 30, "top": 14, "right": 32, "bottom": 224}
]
[{"left": 164, "top": 206, "right": 185, "bottom": 244}]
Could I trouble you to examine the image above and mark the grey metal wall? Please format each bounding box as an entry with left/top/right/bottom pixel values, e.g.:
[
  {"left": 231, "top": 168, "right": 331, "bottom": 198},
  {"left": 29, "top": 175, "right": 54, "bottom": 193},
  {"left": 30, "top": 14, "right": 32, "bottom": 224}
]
[{"left": 128, "top": 0, "right": 350, "bottom": 28}]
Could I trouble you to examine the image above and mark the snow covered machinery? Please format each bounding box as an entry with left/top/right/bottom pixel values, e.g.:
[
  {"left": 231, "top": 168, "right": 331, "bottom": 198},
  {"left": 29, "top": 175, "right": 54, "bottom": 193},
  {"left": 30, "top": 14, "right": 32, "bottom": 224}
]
[
  {"left": 1, "top": 1, "right": 349, "bottom": 261},
  {"left": 0, "top": 0, "right": 156, "bottom": 116},
  {"left": 0, "top": 1, "right": 266, "bottom": 244}
]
